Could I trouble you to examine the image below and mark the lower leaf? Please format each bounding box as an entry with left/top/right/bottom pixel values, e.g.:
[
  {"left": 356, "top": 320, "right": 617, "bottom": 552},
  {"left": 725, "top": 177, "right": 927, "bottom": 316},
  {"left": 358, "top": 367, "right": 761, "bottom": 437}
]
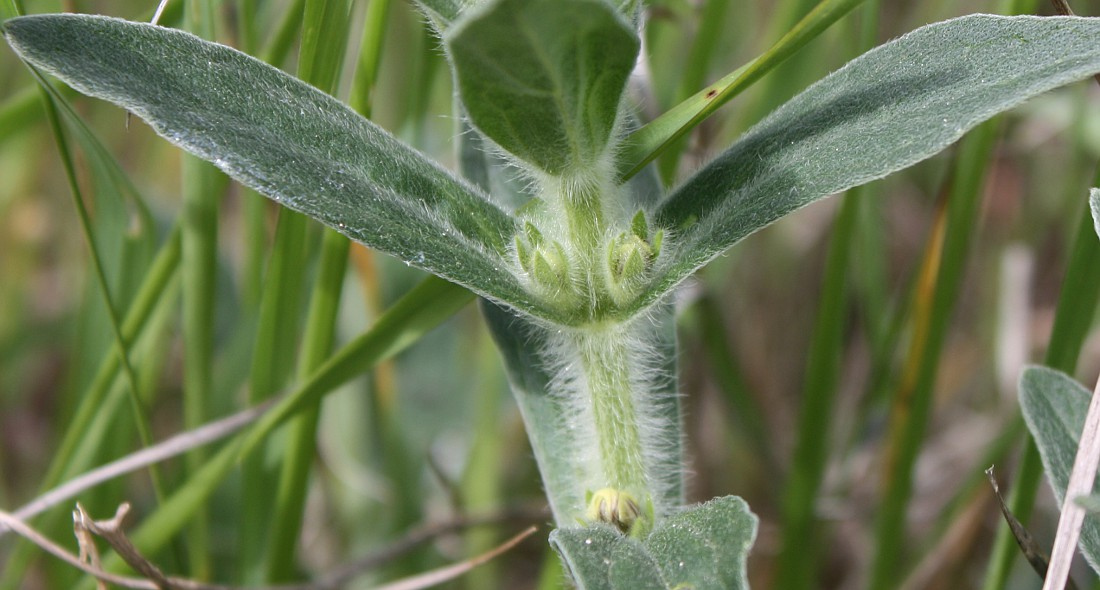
[
  {"left": 550, "top": 496, "right": 758, "bottom": 590},
  {"left": 1019, "top": 366, "right": 1100, "bottom": 576}
]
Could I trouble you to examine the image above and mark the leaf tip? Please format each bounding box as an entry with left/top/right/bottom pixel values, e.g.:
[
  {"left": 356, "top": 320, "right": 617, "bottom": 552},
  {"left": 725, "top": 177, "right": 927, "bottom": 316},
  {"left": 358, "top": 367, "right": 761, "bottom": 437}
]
[{"left": 1, "top": 15, "right": 24, "bottom": 43}]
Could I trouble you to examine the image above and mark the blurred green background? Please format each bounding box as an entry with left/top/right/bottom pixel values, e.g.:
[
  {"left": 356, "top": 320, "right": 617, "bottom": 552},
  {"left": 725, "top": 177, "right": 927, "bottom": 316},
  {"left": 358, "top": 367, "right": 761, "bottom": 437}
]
[{"left": 3, "top": 0, "right": 1100, "bottom": 588}]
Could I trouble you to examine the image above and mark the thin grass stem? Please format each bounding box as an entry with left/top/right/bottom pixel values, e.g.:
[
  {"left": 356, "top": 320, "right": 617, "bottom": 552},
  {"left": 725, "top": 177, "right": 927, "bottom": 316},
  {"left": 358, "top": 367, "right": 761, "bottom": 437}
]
[{"left": 869, "top": 119, "right": 999, "bottom": 590}]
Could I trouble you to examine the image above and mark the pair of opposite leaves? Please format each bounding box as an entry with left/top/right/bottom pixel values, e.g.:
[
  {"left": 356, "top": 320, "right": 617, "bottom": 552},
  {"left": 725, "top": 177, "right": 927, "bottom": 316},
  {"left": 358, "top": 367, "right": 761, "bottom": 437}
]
[{"left": 7, "top": 6, "right": 1100, "bottom": 327}]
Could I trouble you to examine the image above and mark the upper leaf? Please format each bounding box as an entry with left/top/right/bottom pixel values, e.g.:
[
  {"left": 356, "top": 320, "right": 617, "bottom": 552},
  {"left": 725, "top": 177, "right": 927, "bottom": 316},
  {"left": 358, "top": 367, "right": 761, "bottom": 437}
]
[
  {"left": 0, "top": 14, "right": 578, "bottom": 322},
  {"left": 413, "top": 0, "right": 482, "bottom": 31},
  {"left": 445, "top": 0, "right": 639, "bottom": 175},
  {"left": 633, "top": 15, "right": 1100, "bottom": 316},
  {"left": 550, "top": 496, "right": 757, "bottom": 590},
  {"left": 1019, "top": 366, "right": 1100, "bottom": 576}
]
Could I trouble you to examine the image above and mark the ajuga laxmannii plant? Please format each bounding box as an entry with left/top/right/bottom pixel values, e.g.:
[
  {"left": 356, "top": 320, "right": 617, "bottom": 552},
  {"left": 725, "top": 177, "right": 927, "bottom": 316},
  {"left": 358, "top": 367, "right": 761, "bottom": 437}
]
[{"left": 5, "top": 0, "right": 1100, "bottom": 588}]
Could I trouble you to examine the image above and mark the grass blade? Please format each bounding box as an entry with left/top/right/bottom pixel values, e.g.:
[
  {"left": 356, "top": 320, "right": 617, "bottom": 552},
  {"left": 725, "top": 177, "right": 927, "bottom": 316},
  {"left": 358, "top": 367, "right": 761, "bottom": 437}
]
[
  {"left": 776, "top": 187, "right": 861, "bottom": 589},
  {"left": 69, "top": 277, "right": 473, "bottom": 588},
  {"left": 869, "top": 118, "right": 998, "bottom": 589},
  {"left": 617, "top": 0, "right": 865, "bottom": 181}
]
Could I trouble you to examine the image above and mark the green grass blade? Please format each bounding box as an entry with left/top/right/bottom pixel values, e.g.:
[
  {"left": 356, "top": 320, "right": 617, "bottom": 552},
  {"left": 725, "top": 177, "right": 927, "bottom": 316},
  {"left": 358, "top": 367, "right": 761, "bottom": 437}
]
[
  {"left": 233, "top": 0, "right": 270, "bottom": 315},
  {"left": 40, "top": 82, "right": 163, "bottom": 502},
  {"left": 238, "top": 277, "right": 475, "bottom": 468},
  {"left": 35, "top": 47, "right": 181, "bottom": 576},
  {"left": 26, "top": 63, "right": 156, "bottom": 239},
  {"left": 239, "top": 3, "right": 334, "bottom": 566},
  {"left": 775, "top": 7, "right": 876, "bottom": 584},
  {"left": 261, "top": 0, "right": 306, "bottom": 68},
  {"left": 687, "top": 295, "right": 776, "bottom": 474},
  {"left": 0, "top": 84, "right": 61, "bottom": 141},
  {"left": 349, "top": 0, "right": 391, "bottom": 117},
  {"left": 264, "top": 0, "right": 372, "bottom": 580},
  {"left": 265, "top": 229, "right": 349, "bottom": 582},
  {"left": 298, "top": 0, "right": 351, "bottom": 93},
  {"left": 869, "top": 119, "right": 998, "bottom": 589},
  {"left": 1044, "top": 202, "right": 1100, "bottom": 375},
  {"left": 653, "top": 0, "right": 730, "bottom": 185},
  {"left": 737, "top": 0, "right": 835, "bottom": 137},
  {"left": 240, "top": 0, "right": 308, "bottom": 314},
  {"left": 617, "top": 0, "right": 865, "bottom": 181},
  {"left": 178, "top": 0, "right": 222, "bottom": 577},
  {"left": 73, "top": 276, "right": 473, "bottom": 588},
  {"left": 181, "top": 149, "right": 221, "bottom": 450},
  {"left": 245, "top": 0, "right": 352, "bottom": 581},
  {"left": 459, "top": 330, "right": 508, "bottom": 589},
  {"left": 240, "top": 208, "right": 311, "bottom": 583},
  {"left": 776, "top": 187, "right": 860, "bottom": 590},
  {"left": 0, "top": 228, "right": 181, "bottom": 590},
  {"left": 237, "top": 0, "right": 259, "bottom": 54}
]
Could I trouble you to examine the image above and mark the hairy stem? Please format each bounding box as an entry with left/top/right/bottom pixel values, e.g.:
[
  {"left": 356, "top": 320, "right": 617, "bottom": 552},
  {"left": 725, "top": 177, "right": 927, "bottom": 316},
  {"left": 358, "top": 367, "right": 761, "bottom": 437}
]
[
  {"left": 574, "top": 326, "right": 647, "bottom": 494},
  {"left": 561, "top": 175, "right": 606, "bottom": 261}
]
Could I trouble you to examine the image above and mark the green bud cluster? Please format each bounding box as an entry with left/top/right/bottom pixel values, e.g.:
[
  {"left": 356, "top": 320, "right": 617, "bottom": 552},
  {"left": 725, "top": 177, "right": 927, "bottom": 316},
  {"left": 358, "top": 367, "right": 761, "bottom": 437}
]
[
  {"left": 515, "top": 222, "right": 579, "bottom": 303},
  {"left": 606, "top": 210, "right": 663, "bottom": 303}
]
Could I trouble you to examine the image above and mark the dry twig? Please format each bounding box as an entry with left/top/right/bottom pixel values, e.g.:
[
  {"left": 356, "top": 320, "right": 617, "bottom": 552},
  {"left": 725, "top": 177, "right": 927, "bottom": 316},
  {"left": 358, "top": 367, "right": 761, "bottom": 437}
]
[
  {"left": 0, "top": 400, "right": 272, "bottom": 538},
  {"left": 1, "top": 505, "right": 540, "bottom": 590}
]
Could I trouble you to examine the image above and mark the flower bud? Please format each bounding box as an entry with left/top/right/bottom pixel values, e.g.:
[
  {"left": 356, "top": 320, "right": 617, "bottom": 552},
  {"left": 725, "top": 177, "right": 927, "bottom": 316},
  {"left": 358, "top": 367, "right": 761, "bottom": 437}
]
[
  {"left": 608, "top": 233, "right": 653, "bottom": 284},
  {"left": 586, "top": 487, "right": 644, "bottom": 534}
]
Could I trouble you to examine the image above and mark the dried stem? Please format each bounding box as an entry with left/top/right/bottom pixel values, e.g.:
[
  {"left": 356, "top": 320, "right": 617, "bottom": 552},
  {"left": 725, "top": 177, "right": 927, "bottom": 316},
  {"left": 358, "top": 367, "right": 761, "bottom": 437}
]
[{"left": 0, "top": 505, "right": 541, "bottom": 590}]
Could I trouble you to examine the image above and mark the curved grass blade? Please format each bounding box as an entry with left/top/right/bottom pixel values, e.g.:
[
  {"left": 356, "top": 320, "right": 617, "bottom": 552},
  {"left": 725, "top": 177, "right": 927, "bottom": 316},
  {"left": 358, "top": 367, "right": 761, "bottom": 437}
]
[
  {"left": 65, "top": 277, "right": 474, "bottom": 589},
  {"left": 631, "top": 15, "right": 1100, "bottom": 317},
  {"left": 617, "top": 0, "right": 864, "bottom": 182},
  {"left": 0, "top": 14, "right": 566, "bottom": 321}
]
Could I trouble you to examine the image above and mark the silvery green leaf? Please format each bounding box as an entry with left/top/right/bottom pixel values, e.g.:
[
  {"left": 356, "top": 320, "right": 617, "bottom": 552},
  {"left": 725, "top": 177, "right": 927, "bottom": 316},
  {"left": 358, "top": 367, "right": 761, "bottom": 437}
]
[
  {"left": 636, "top": 15, "right": 1100, "bottom": 316},
  {"left": 551, "top": 496, "right": 757, "bottom": 590},
  {"left": 1, "top": 14, "right": 576, "bottom": 322},
  {"left": 445, "top": 0, "right": 639, "bottom": 175},
  {"left": 1019, "top": 366, "right": 1100, "bottom": 575}
]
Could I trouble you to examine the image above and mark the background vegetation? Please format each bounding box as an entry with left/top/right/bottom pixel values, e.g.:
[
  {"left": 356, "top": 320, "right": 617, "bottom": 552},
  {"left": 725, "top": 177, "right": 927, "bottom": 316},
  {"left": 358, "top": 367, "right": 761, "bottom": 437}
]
[{"left": 2, "top": 0, "right": 1100, "bottom": 588}]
